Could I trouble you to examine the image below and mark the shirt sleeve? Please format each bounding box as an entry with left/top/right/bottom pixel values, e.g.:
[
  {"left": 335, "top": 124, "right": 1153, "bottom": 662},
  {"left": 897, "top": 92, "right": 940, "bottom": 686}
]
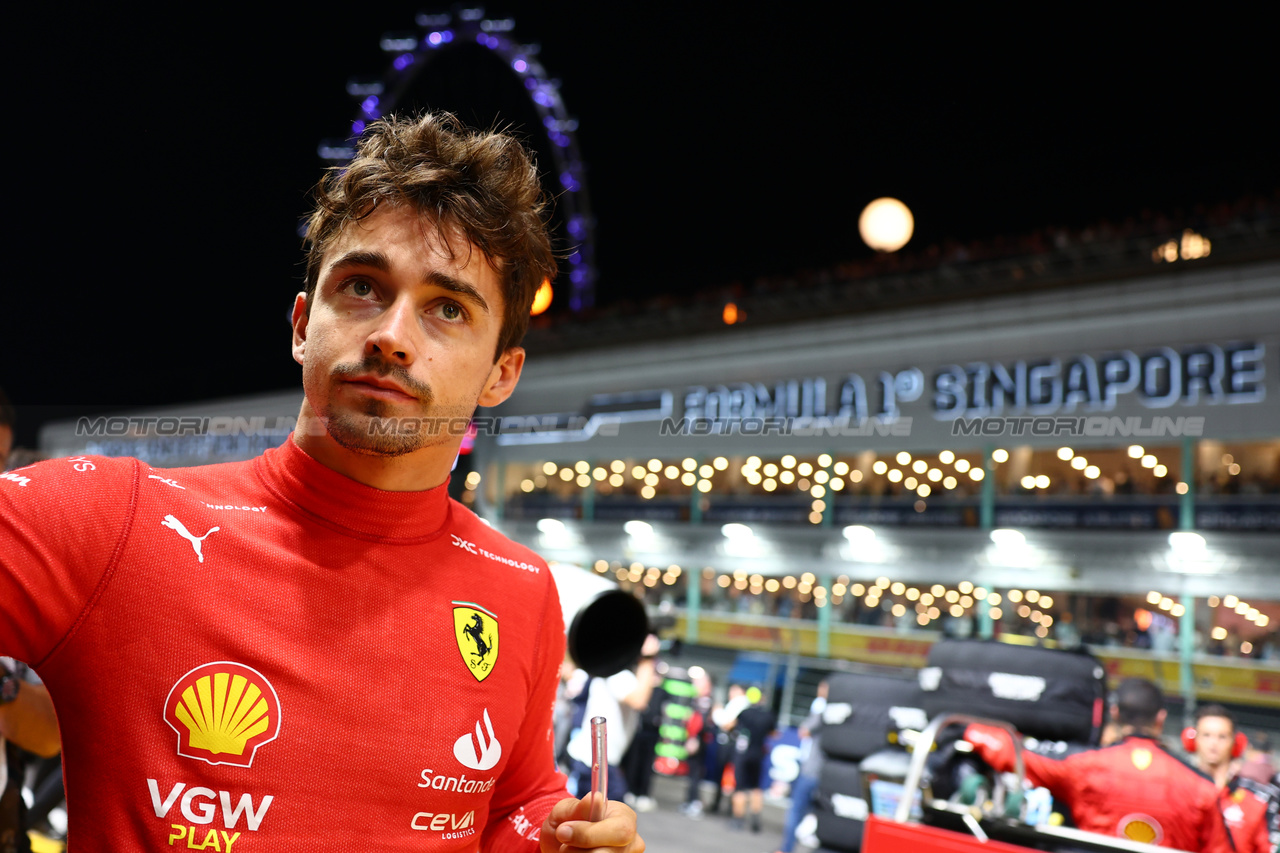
[
  {"left": 480, "top": 573, "right": 570, "bottom": 852},
  {"left": 963, "top": 723, "right": 1073, "bottom": 794},
  {"left": 0, "top": 456, "right": 137, "bottom": 665}
]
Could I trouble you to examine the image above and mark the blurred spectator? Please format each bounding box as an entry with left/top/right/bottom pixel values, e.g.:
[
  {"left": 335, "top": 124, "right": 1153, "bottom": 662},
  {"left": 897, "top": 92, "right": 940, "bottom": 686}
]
[
  {"left": 621, "top": 641, "right": 666, "bottom": 813},
  {"left": 564, "top": 634, "right": 660, "bottom": 803},
  {"left": 707, "top": 684, "right": 750, "bottom": 815},
  {"left": 725, "top": 686, "right": 777, "bottom": 833},
  {"left": 680, "top": 669, "right": 717, "bottom": 819},
  {"left": 776, "top": 680, "right": 826, "bottom": 853}
]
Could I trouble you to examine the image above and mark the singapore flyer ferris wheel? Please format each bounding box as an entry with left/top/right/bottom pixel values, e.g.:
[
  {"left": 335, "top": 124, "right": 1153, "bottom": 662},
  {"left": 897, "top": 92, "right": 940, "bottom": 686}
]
[{"left": 317, "top": 7, "right": 597, "bottom": 314}]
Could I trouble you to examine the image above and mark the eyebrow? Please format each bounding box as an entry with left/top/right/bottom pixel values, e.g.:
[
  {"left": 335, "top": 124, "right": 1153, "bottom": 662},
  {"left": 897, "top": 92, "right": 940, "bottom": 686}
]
[{"left": 328, "top": 250, "right": 491, "bottom": 315}]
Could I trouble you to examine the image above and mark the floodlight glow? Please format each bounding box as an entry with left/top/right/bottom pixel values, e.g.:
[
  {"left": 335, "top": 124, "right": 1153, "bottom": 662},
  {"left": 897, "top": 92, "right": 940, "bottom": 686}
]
[
  {"left": 989, "top": 529, "right": 1026, "bottom": 547},
  {"left": 843, "top": 525, "right": 876, "bottom": 543},
  {"left": 1168, "top": 531, "right": 1206, "bottom": 553},
  {"left": 624, "top": 520, "right": 653, "bottom": 538}
]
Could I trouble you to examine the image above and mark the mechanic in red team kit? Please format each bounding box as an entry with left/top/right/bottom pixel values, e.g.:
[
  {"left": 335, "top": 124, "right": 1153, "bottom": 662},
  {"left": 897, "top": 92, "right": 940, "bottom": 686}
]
[
  {"left": 1188, "top": 704, "right": 1274, "bottom": 853},
  {"left": 965, "top": 678, "right": 1230, "bottom": 852},
  {"left": 0, "top": 113, "right": 643, "bottom": 852}
]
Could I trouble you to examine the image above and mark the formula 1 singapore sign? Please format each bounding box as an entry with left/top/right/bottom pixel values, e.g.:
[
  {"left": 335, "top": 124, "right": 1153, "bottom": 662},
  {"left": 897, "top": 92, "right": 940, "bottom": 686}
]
[
  {"left": 498, "top": 341, "right": 1266, "bottom": 444},
  {"left": 679, "top": 342, "right": 1265, "bottom": 427}
]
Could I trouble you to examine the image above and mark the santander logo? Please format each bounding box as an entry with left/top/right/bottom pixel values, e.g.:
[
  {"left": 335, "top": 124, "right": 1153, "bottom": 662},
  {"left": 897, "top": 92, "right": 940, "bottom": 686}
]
[{"left": 454, "top": 709, "right": 502, "bottom": 771}]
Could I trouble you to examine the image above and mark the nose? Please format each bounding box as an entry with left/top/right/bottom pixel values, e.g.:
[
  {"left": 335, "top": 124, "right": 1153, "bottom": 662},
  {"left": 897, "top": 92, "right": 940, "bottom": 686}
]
[{"left": 365, "top": 294, "right": 418, "bottom": 364}]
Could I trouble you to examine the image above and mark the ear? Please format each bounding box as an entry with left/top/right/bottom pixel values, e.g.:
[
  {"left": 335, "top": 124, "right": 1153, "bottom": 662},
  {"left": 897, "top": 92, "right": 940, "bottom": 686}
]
[
  {"left": 477, "top": 346, "right": 526, "bottom": 408},
  {"left": 291, "top": 293, "right": 309, "bottom": 366},
  {"left": 1155, "top": 708, "right": 1167, "bottom": 732}
]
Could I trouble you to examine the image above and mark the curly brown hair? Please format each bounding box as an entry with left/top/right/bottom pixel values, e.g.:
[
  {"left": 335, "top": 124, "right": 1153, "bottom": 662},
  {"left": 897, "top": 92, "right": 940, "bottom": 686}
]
[{"left": 303, "top": 112, "right": 556, "bottom": 359}]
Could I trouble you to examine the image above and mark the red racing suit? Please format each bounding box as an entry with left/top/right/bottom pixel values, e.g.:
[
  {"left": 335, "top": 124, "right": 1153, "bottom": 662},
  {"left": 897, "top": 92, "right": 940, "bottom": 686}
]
[
  {"left": 965, "top": 723, "right": 1230, "bottom": 852},
  {"left": 1, "top": 439, "right": 570, "bottom": 851},
  {"left": 1219, "top": 779, "right": 1272, "bottom": 853}
]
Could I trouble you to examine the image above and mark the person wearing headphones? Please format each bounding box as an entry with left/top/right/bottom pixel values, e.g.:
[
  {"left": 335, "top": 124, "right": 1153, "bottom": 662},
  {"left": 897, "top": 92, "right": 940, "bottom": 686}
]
[{"left": 1187, "top": 705, "right": 1273, "bottom": 853}]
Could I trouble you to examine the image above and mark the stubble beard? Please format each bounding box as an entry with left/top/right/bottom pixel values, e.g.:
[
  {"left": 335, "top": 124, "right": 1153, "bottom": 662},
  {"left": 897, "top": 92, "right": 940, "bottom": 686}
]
[{"left": 320, "top": 357, "right": 455, "bottom": 458}]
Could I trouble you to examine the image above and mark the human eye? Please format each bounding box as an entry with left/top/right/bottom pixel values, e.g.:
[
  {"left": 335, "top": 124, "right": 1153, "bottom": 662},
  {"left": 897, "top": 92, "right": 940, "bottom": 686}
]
[
  {"left": 430, "top": 301, "right": 468, "bottom": 324},
  {"left": 337, "top": 277, "right": 377, "bottom": 299}
]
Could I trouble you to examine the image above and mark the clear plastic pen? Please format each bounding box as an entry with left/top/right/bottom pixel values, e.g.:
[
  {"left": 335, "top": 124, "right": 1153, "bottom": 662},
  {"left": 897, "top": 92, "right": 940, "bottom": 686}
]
[{"left": 589, "top": 715, "right": 607, "bottom": 821}]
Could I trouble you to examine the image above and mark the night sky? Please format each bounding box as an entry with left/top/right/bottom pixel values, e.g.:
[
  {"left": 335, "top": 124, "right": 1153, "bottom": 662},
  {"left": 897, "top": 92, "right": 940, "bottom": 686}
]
[{"left": 4, "top": 5, "right": 1276, "bottom": 446}]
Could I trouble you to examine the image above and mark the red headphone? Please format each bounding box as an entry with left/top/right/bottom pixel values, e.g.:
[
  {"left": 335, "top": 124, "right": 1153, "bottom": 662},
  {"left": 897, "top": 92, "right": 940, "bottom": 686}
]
[{"left": 1182, "top": 726, "right": 1247, "bottom": 759}]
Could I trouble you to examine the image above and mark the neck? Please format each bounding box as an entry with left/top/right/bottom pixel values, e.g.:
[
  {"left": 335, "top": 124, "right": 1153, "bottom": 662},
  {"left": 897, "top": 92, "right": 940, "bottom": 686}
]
[
  {"left": 294, "top": 400, "right": 457, "bottom": 492},
  {"left": 1119, "top": 725, "right": 1160, "bottom": 740},
  {"left": 1200, "top": 759, "right": 1232, "bottom": 788}
]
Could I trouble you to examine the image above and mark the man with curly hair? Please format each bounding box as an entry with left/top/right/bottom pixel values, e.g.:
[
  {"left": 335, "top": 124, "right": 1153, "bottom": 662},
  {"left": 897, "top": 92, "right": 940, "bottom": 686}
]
[{"left": 1, "top": 113, "right": 643, "bottom": 852}]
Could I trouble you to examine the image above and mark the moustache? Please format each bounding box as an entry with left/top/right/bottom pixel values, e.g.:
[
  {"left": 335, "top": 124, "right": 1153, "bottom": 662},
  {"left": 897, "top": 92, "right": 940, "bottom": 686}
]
[{"left": 331, "top": 356, "right": 434, "bottom": 404}]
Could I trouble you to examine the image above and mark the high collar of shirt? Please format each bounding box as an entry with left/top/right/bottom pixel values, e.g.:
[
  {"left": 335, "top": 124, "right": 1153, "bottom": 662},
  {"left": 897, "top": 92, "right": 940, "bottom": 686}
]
[{"left": 254, "top": 434, "right": 452, "bottom": 541}]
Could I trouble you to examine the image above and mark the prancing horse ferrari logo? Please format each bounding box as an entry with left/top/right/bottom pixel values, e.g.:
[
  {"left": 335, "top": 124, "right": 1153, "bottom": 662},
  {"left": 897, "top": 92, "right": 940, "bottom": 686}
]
[{"left": 453, "top": 602, "right": 499, "bottom": 682}]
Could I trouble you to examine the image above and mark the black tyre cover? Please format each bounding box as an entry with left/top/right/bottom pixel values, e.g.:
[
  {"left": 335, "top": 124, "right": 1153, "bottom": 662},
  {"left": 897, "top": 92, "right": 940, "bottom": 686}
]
[
  {"left": 814, "top": 758, "right": 866, "bottom": 851},
  {"left": 918, "top": 639, "right": 1106, "bottom": 744},
  {"left": 820, "top": 672, "right": 927, "bottom": 761}
]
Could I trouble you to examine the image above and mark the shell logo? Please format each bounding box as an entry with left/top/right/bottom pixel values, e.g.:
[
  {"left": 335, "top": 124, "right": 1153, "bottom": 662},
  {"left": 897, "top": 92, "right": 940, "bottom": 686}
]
[
  {"left": 1118, "top": 813, "right": 1163, "bottom": 845},
  {"left": 1129, "top": 747, "right": 1153, "bottom": 770},
  {"left": 164, "top": 662, "right": 281, "bottom": 768}
]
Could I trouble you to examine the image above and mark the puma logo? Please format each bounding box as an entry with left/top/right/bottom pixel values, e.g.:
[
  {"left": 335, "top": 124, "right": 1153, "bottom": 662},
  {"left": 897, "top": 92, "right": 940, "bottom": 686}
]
[{"left": 162, "top": 515, "right": 220, "bottom": 563}]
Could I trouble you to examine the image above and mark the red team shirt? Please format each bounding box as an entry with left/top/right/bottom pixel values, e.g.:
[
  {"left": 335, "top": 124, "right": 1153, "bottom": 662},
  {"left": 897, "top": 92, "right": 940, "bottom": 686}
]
[
  {"left": 0, "top": 438, "right": 569, "bottom": 851},
  {"left": 1219, "top": 782, "right": 1272, "bottom": 853},
  {"left": 966, "top": 723, "right": 1231, "bottom": 852}
]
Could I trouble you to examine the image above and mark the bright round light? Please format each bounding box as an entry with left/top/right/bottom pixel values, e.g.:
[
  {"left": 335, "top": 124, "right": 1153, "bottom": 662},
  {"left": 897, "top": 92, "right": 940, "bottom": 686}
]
[
  {"left": 858, "top": 197, "right": 915, "bottom": 252},
  {"left": 624, "top": 520, "right": 653, "bottom": 538}
]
